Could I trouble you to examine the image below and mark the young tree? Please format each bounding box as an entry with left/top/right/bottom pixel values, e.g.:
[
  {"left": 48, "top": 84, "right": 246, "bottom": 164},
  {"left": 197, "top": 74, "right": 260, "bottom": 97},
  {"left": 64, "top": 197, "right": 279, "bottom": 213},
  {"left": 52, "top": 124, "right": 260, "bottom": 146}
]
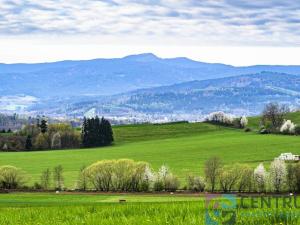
[
  {"left": 77, "top": 166, "right": 88, "bottom": 191},
  {"left": 53, "top": 165, "right": 64, "bottom": 191},
  {"left": 25, "top": 135, "right": 33, "bottom": 150},
  {"left": 219, "top": 165, "right": 241, "bottom": 192},
  {"left": 262, "top": 103, "right": 289, "bottom": 132},
  {"left": 204, "top": 157, "right": 222, "bottom": 192},
  {"left": 254, "top": 163, "right": 267, "bottom": 192},
  {"left": 237, "top": 165, "right": 254, "bottom": 192},
  {"left": 269, "top": 159, "right": 287, "bottom": 192},
  {"left": 40, "top": 168, "right": 51, "bottom": 190},
  {"left": 286, "top": 163, "right": 297, "bottom": 192}
]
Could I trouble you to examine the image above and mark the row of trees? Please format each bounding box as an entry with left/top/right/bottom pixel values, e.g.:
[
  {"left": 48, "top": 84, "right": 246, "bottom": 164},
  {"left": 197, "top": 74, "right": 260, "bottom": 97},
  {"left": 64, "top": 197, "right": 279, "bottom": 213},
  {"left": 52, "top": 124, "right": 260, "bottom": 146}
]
[
  {"left": 1, "top": 157, "right": 299, "bottom": 193},
  {"left": 0, "top": 116, "right": 114, "bottom": 151},
  {"left": 204, "top": 157, "right": 300, "bottom": 193},
  {"left": 206, "top": 111, "right": 248, "bottom": 129}
]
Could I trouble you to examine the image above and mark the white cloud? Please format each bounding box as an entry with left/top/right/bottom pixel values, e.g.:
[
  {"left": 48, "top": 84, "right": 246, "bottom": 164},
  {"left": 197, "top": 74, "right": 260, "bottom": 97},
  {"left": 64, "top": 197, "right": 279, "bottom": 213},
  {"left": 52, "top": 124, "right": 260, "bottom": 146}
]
[{"left": 0, "top": 0, "right": 300, "bottom": 64}]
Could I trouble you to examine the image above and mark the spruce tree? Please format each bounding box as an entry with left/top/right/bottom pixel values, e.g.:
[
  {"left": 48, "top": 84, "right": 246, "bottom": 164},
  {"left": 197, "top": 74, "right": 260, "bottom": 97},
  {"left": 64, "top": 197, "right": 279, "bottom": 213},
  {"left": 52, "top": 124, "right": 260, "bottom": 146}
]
[
  {"left": 101, "top": 117, "right": 114, "bottom": 146},
  {"left": 40, "top": 119, "right": 48, "bottom": 133}
]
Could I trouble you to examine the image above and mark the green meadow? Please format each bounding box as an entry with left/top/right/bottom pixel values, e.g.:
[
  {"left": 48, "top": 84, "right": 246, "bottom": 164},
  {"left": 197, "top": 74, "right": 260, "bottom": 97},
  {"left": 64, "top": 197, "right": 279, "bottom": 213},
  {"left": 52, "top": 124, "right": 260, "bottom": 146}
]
[
  {"left": 0, "top": 119, "right": 300, "bottom": 187},
  {"left": 0, "top": 193, "right": 299, "bottom": 225}
]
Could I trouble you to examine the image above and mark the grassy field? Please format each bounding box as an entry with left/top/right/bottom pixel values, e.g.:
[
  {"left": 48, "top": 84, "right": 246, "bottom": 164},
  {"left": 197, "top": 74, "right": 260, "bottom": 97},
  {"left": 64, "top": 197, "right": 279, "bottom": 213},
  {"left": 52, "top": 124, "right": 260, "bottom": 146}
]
[
  {"left": 0, "top": 193, "right": 298, "bottom": 225},
  {"left": 0, "top": 121, "right": 300, "bottom": 187}
]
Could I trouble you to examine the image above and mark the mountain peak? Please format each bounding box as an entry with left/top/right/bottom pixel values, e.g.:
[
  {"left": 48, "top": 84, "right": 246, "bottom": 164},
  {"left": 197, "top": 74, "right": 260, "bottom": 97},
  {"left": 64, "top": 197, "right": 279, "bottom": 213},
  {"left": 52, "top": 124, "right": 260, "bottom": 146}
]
[{"left": 123, "top": 53, "right": 160, "bottom": 62}]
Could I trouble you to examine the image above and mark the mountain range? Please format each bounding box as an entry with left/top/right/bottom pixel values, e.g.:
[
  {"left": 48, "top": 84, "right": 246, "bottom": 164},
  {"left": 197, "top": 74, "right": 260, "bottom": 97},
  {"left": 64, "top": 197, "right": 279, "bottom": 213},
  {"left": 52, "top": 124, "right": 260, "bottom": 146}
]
[{"left": 1, "top": 53, "right": 300, "bottom": 120}]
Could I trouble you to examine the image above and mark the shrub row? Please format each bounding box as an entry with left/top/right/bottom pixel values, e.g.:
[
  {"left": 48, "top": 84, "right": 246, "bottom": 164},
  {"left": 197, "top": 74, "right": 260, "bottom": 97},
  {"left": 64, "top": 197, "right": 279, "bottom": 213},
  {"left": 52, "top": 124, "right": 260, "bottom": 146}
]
[{"left": 1, "top": 158, "right": 299, "bottom": 193}]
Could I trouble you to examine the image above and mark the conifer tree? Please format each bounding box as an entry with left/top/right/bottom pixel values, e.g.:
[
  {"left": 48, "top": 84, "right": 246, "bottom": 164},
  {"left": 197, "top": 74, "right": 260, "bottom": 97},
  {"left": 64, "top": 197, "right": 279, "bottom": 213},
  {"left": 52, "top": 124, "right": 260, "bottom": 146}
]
[{"left": 40, "top": 119, "right": 48, "bottom": 133}]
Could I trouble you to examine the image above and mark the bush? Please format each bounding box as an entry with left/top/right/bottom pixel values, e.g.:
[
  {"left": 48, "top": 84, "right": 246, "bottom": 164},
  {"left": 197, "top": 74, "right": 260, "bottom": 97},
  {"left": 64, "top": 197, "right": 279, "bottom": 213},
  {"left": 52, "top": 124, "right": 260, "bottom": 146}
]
[
  {"left": 259, "top": 127, "right": 269, "bottom": 134},
  {"left": 244, "top": 127, "right": 251, "bottom": 132},
  {"left": 157, "top": 165, "right": 180, "bottom": 191},
  {"left": 164, "top": 174, "right": 180, "bottom": 192},
  {"left": 294, "top": 126, "right": 300, "bottom": 135},
  {"left": 0, "top": 166, "right": 26, "bottom": 189},
  {"left": 33, "top": 182, "right": 42, "bottom": 190},
  {"left": 187, "top": 174, "right": 205, "bottom": 192},
  {"left": 85, "top": 159, "right": 153, "bottom": 192},
  {"left": 153, "top": 178, "right": 164, "bottom": 192}
]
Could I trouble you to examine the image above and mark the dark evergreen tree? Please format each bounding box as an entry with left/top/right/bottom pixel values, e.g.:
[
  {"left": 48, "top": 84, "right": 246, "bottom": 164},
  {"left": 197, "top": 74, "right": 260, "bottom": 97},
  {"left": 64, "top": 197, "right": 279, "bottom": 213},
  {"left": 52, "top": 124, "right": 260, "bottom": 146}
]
[
  {"left": 81, "top": 117, "right": 114, "bottom": 148},
  {"left": 1, "top": 129, "right": 5, "bottom": 133},
  {"left": 40, "top": 119, "right": 48, "bottom": 133},
  {"left": 25, "top": 135, "right": 33, "bottom": 150},
  {"left": 7, "top": 128, "right": 12, "bottom": 133},
  {"left": 101, "top": 117, "right": 114, "bottom": 146}
]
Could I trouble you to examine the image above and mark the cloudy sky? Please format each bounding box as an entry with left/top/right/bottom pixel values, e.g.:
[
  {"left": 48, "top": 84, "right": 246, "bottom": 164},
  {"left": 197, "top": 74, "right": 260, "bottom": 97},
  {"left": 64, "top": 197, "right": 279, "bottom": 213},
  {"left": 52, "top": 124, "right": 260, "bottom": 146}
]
[{"left": 1, "top": 0, "right": 300, "bottom": 65}]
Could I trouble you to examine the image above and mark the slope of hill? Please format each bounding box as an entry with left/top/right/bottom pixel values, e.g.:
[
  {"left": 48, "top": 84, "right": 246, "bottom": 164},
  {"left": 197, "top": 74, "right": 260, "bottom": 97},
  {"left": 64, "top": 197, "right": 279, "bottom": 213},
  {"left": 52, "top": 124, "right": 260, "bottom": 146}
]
[
  {"left": 0, "top": 121, "right": 300, "bottom": 187},
  {"left": 42, "top": 72, "right": 300, "bottom": 117}
]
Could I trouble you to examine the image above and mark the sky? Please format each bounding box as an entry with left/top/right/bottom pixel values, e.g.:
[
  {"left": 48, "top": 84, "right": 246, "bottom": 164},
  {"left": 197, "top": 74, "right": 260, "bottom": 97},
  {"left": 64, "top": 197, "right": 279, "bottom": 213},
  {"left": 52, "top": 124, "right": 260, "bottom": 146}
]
[{"left": 1, "top": 0, "right": 300, "bottom": 66}]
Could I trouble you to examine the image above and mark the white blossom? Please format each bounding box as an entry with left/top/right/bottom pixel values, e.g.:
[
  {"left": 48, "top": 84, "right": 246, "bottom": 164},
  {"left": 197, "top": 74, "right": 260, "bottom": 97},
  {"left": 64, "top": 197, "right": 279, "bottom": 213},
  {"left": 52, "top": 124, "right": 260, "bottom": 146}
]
[
  {"left": 143, "top": 165, "right": 154, "bottom": 182},
  {"left": 206, "top": 111, "right": 234, "bottom": 125},
  {"left": 269, "top": 159, "right": 286, "bottom": 192},
  {"left": 158, "top": 165, "right": 169, "bottom": 179},
  {"left": 254, "top": 163, "right": 267, "bottom": 192},
  {"left": 280, "top": 120, "right": 296, "bottom": 134},
  {"left": 240, "top": 116, "right": 248, "bottom": 128}
]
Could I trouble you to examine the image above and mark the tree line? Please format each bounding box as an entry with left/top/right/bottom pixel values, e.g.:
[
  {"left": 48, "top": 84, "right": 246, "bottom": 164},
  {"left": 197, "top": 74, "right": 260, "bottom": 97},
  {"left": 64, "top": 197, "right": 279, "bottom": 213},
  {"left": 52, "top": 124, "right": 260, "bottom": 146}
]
[
  {"left": 1, "top": 157, "right": 299, "bottom": 193},
  {"left": 0, "top": 116, "right": 114, "bottom": 151}
]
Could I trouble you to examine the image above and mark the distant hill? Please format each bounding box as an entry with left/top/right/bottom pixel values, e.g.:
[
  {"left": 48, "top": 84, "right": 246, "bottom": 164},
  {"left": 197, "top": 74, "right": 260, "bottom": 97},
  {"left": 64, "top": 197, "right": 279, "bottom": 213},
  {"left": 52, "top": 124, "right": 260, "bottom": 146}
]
[
  {"left": 1, "top": 53, "right": 300, "bottom": 98},
  {"left": 28, "top": 72, "right": 300, "bottom": 117}
]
